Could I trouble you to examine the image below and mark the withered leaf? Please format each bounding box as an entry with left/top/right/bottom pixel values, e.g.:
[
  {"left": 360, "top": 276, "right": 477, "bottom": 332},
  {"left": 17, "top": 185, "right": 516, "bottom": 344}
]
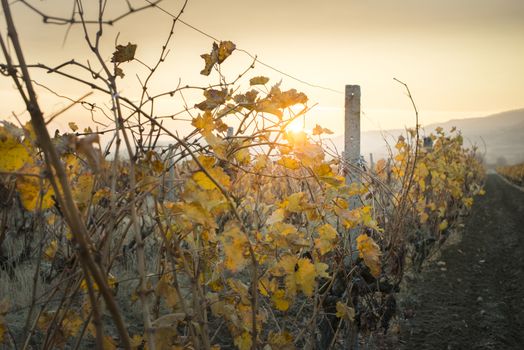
[
  {"left": 249, "top": 76, "right": 270, "bottom": 86},
  {"left": 218, "top": 40, "right": 236, "bottom": 63},
  {"left": 111, "top": 42, "right": 137, "bottom": 63},
  {"left": 200, "top": 41, "right": 236, "bottom": 76}
]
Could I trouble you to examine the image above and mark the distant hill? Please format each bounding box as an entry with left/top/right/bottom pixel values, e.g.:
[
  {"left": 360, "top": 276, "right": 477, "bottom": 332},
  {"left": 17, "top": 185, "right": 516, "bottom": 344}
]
[{"left": 330, "top": 108, "right": 524, "bottom": 166}]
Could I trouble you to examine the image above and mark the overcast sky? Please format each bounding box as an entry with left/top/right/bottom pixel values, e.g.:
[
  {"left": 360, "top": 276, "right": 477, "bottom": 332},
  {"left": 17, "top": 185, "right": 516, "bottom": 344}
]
[{"left": 1, "top": 0, "right": 523, "bottom": 134}]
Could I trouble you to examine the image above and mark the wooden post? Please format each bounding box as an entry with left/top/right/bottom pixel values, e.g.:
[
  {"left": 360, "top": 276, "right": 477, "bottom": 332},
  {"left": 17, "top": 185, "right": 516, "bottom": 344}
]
[
  {"left": 166, "top": 145, "right": 175, "bottom": 202},
  {"left": 345, "top": 85, "right": 361, "bottom": 184},
  {"left": 369, "top": 153, "right": 375, "bottom": 174},
  {"left": 344, "top": 85, "right": 361, "bottom": 350}
]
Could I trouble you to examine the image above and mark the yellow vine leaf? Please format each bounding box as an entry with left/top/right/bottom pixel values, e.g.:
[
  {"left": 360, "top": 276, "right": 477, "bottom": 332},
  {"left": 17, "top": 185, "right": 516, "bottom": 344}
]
[
  {"left": 335, "top": 301, "right": 355, "bottom": 321},
  {"left": 315, "top": 223, "right": 338, "bottom": 255},
  {"left": 0, "top": 126, "right": 31, "bottom": 172},
  {"left": 439, "top": 219, "right": 448, "bottom": 231},
  {"left": 356, "top": 234, "right": 381, "bottom": 278},
  {"left": 193, "top": 171, "right": 216, "bottom": 190},
  {"left": 130, "top": 335, "right": 143, "bottom": 349},
  {"left": 276, "top": 156, "right": 300, "bottom": 170},
  {"left": 267, "top": 331, "right": 295, "bottom": 349},
  {"left": 156, "top": 276, "right": 179, "bottom": 309},
  {"left": 267, "top": 208, "right": 286, "bottom": 225},
  {"left": 234, "top": 331, "right": 252, "bottom": 350},
  {"left": 62, "top": 311, "right": 83, "bottom": 337},
  {"left": 315, "top": 262, "right": 330, "bottom": 279},
  {"left": 44, "top": 240, "right": 58, "bottom": 261},
  {"left": 221, "top": 221, "right": 248, "bottom": 272},
  {"left": 16, "top": 167, "right": 55, "bottom": 211},
  {"left": 103, "top": 336, "right": 117, "bottom": 350},
  {"left": 295, "top": 258, "right": 316, "bottom": 297},
  {"left": 271, "top": 289, "right": 290, "bottom": 311},
  {"left": 73, "top": 173, "right": 94, "bottom": 209},
  {"left": 281, "top": 192, "right": 306, "bottom": 213}
]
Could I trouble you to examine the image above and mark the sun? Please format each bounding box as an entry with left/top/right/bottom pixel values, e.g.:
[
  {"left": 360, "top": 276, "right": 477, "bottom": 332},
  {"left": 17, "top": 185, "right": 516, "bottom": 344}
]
[{"left": 286, "top": 119, "right": 306, "bottom": 134}]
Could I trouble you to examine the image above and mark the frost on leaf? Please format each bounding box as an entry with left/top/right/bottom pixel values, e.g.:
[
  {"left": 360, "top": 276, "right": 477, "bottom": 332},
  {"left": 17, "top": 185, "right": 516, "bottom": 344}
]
[
  {"left": 111, "top": 42, "right": 137, "bottom": 63},
  {"left": 356, "top": 234, "right": 381, "bottom": 278}
]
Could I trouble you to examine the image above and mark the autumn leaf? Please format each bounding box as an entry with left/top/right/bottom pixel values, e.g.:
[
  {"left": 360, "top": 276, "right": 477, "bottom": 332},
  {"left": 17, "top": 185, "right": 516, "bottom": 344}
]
[
  {"left": 16, "top": 167, "right": 55, "bottom": 211},
  {"left": 200, "top": 41, "right": 236, "bottom": 75},
  {"left": 270, "top": 86, "right": 308, "bottom": 109},
  {"left": 312, "top": 124, "right": 334, "bottom": 136},
  {"left": 234, "top": 331, "right": 252, "bottom": 350},
  {"left": 73, "top": 173, "right": 94, "bottom": 209},
  {"left": 277, "top": 156, "right": 300, "bottom": 170},
  {"left": 192, "top": 111, "right": 215, "bottom": 135},
  {"left": 200, "top": 42, "right": 219, "bottom": 76},
  {"left": 439, "top": 219, "right": 448, "bottom": 231},
  {"left": 335, "top": 301, "right": 355, "bottom": 321},
  {"left": 218, "top": 40, "right": 236, "bottom": 63},
  {"left": 115, "top": 67, "right": 125, "bottom": 78},
  {"left": 249, "top": 76, "right": 269, "bottom": 86},
  {"left": 68, "top": 122, "right": 78, "bottom": 132},
  {"left": 74, "top": 134, "right": 103, "bottom": 172},
  {"left": 44, "top": 240, "right": 58, "bottom": 261},
  {"left": 356, "top": 234, "right": 381, "bottom": 278},
  {"left": 221, "top": 221, "right": 249, "bottom": 272},
  {"left": 268, "top": 331, "right": 295, "bottom": 349},
  {"left": 111, "top": 42, "right": 137, "bottom": 63},
  {"left": 315, "top": 223, "right": 338, "bottom": 255},
  {"left": 0, "top": 125, "right": 31, "bottom": 172},
  {"left": 271, "top": 289, "right": 290, "bottom": 311},
  {"left": 295, "top": 258, "right": 316, "bottom": 296},
  {"left": 193, "top": 165, "right": 231, "bottom": 191},
  {"left": 267, "top": 208, "right": 286, "bottom": 225},
  {"left": 281, "top": 192, "right": 306, "bottom": 213},
  {"left": 195, "top": 89, "right": 228, "bottom": 111},
  {"left": 156, "top": 276, "right": 179, "bottom": 309}
]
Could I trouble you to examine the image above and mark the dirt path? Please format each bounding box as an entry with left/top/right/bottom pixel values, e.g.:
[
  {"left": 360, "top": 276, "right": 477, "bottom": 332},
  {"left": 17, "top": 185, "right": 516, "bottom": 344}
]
[{"left": 400, "top": 174, "right": 524, "bottom": 349}]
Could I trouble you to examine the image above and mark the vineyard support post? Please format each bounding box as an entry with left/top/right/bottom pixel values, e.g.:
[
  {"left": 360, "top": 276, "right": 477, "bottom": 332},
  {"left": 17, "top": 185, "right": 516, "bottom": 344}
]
[
  {"left": 344, "top": 85, "right": 361, "bottom": 185},
  {"left": 166, "top": 145, "right": 175, "bottom": 202},
  {"left": 344, "top": 84, "right": 361, "bottom": 350}
]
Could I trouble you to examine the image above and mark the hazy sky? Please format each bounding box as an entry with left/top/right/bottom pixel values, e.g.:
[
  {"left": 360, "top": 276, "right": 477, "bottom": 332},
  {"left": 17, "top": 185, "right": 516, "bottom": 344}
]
[{"left": 1, "top": 0, "right": 523, "bottom": 134}]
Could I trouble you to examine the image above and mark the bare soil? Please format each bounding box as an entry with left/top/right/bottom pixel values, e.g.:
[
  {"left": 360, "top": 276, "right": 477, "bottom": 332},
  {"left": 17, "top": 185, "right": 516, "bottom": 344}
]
[{"left": 400, "top": 174, "right": 524, "bottom": 349}]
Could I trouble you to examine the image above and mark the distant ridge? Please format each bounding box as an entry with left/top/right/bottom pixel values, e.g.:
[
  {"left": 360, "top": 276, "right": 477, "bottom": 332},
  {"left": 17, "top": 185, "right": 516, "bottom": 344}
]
[{"left": 331, "top": 108, "right": 524, "bottom": 166}]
